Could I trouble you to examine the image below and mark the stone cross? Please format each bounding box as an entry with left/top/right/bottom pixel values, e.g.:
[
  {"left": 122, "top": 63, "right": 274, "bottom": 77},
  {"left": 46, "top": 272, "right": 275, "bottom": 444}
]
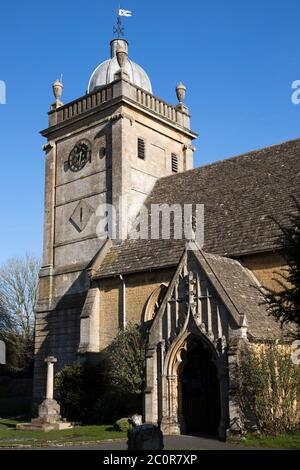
[
  {"left": 44, "top": 356, "right": 57, "bottom": 400},
  {"left": 16, "top": 355, "right": 73, "bottom": 431}
]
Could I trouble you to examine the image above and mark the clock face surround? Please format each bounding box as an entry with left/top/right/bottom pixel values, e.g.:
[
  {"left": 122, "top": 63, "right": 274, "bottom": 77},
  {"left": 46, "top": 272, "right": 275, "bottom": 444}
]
[{"left": 68, "top": 141, "right": 91, "bottom": 172}]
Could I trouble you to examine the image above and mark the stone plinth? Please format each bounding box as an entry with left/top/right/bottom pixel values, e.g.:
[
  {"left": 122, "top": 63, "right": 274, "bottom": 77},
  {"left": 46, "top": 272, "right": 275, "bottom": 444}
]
[
  {"left": 38, "top": 398, "right": 61, "bottom": 421},
  {"left": 16, "top": 419, "right": 72, "bottom": 432},
  {"left": 16, "top": 397, "right": 73, "bottom": 432}
]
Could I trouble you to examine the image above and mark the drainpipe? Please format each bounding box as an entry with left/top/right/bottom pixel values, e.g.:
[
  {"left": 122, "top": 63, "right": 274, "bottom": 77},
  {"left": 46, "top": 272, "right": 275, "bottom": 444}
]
[{"left": 119, "top": 275, "right": 126, "bottom": 330}]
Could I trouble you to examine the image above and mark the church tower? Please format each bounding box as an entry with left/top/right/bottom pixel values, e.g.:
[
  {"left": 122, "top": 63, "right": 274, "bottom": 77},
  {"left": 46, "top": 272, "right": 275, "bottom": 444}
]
[{"left": 34, "top": 35, "right": 197, "bottom": 400}]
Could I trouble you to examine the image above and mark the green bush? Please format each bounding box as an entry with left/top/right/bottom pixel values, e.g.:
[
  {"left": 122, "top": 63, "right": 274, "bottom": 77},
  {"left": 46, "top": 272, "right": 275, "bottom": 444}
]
[
  {"left": 239, "top": 343, "right": 300, "bottom": 435},
  {"left": 106, "top": 322, "right": 146, "bottom": 394},
  {"left": 54, "top": 323, "right": 146, "bottom": 424},
  {"left": 114, "top": 417, "right": 132, "bottom": 432},
  {"left": 55, "top": 363, "right": 105, "bottom": 422}
]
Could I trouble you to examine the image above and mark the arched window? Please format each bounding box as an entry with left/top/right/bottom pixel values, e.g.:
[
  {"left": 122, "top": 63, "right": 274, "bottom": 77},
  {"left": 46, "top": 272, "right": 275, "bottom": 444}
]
[{"left": 143, "top": 284, "right": 168, "bottom": 323}]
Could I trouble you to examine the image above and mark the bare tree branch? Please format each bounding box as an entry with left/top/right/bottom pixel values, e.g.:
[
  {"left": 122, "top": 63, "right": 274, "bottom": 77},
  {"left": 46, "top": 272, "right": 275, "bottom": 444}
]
[{"left": 0, "top": 255, "right": 40, "bottom": 339}]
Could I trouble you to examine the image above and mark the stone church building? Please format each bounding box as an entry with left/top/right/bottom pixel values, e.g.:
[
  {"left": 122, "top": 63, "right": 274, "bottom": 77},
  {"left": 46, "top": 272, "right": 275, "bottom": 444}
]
[{"left": 34, "top": 36, "right": 299, "bottom": 439}]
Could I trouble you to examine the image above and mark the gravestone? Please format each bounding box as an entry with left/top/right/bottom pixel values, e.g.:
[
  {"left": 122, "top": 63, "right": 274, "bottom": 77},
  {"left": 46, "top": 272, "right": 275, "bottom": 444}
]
[{"left": 127, "top": 415, "right": 164, "bottom": 450}]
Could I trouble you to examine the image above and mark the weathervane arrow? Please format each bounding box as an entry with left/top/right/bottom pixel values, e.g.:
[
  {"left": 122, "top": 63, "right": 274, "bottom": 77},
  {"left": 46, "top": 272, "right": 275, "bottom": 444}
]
[{"left": 113, "top": 6, "right": 133, "bottom": 37}]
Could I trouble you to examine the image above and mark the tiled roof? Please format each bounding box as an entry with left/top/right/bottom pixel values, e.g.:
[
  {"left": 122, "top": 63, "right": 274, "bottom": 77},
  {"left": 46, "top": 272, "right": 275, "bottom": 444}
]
[
  {"left": 96, "top": 137, "right": 300, "bottom": 278},
  {"left": 195, "top": 250, "right": 283, "bottom": 339}
]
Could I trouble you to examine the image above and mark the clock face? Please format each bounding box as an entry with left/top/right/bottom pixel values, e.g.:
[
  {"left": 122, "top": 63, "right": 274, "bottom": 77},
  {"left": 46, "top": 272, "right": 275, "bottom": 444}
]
[{"left": 68, "top": 141, "right": 91, "bottom": 172}]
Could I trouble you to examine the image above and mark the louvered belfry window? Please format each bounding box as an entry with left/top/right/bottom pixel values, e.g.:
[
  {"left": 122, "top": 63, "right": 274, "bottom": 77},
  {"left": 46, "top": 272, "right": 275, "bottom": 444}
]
[
  {"left": 137, "top": 138, "right": 146, "bottom": 160},
  {"left": 171, "top": 153, "right": 178, "bottom": 173}
]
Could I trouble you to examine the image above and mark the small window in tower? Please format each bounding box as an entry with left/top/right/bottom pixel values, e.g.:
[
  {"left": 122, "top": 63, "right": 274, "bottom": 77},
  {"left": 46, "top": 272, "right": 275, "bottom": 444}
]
[
  {"left": 171, "top": 154, "right": 178, "bottom": 173},
  {"left": 137, "top": 138, "right": 146, "bottom": 160}
]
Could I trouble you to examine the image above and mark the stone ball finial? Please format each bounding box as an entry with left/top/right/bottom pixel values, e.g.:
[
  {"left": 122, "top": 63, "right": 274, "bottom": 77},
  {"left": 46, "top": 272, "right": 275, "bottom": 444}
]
[
  {"left": 52, "top": 79, "right": 63, "bottom": 108},
  {"left": 116, "top": 44, "right": 128, "bottom": 70},
  {"left": 176, "top": 82, "right": 187, "bottom": 104}
]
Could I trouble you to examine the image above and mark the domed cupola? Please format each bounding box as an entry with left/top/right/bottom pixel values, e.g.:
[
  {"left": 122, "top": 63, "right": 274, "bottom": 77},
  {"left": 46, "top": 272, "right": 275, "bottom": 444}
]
[{"left": 88, "top": 39, "right": 152, "bottom": 94}]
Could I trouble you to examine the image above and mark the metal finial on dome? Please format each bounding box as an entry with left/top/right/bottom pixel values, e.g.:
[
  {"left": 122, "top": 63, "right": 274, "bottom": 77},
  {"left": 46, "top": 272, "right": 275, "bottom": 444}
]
[
  {"left": 113, "top": 7, "right": 132, "bottom": 37},
  {"left": 113, "top": 15, "right": 125, "bottom": 38}
]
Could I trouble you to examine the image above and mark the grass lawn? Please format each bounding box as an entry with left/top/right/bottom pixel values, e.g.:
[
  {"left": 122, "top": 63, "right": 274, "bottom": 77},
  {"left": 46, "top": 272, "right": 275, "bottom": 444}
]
[
  {"left": 0, "top": 418, "right": 126, "bottom": 447},
  {"left": 243, "top": 431, "right": 300, "bottom": 449}
]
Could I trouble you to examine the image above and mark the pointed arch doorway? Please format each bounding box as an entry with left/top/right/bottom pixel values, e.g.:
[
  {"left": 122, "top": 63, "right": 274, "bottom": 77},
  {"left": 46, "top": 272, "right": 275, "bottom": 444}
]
[{"left": 178, "top": 335, "right": 221, "bottom": 436}]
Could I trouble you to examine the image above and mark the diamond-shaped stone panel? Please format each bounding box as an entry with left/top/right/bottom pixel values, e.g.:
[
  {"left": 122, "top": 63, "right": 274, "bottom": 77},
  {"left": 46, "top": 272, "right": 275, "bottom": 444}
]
[{"left": 69, "top": 200, "right": 94, "bottom": 232}]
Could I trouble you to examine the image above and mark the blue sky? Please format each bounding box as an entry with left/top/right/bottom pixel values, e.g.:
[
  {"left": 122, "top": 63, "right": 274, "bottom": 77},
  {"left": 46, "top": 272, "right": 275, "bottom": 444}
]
[{"left": 0, "top": 0, "right": 299, "bottom": 263}]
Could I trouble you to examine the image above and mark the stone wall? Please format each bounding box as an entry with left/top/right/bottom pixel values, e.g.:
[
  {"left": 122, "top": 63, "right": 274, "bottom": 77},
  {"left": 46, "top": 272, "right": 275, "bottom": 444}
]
[
  {"left": 98, "top": 268, "right": 175, "bottom": 350},
  {"left": 0, "top": 377, "right": 33, "bottom": 417},
  {"left": 239, "top": 252, "right": 287, "bottom": 291},
  {"left": 34, "top": 301, "right": 84, "bottom": 402},
  {"left": 99, "top": 277, "right": 120, "bottom": 350}
]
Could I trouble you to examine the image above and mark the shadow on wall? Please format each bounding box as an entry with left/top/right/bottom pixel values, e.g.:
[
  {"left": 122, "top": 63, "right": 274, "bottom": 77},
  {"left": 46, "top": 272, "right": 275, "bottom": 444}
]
[
  {"left": 33, "top": 269, "right": 90, "bottom": 405},
  {"left": 0, "top": 376, "right": 33, "bottom": 417}
]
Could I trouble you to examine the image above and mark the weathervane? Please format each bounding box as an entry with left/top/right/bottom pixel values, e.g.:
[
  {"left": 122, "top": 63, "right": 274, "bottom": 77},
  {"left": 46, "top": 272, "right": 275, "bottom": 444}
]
[
  {"left": 113, "top": 6, "right": 133, "bottom": 38},
  {"left": 114, "top": 15, "right": 125, "bottom": 37}
]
